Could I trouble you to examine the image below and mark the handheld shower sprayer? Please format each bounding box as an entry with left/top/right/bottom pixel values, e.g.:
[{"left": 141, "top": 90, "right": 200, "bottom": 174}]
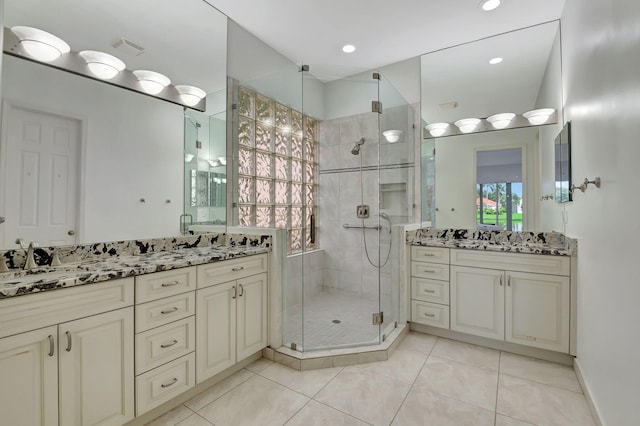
[{"left": 351, "top": 138, "right": 365, "bottom": 155}]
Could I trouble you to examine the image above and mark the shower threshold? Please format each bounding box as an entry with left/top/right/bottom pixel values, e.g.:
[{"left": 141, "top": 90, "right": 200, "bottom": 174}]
[{"left": 266, "top": 323, "right": 408, "bottom": 371}]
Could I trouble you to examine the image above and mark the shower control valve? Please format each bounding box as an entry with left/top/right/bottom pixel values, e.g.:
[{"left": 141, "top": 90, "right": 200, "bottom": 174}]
[{"left": 356, "top": 205, "right": 370, "bottom": 219}]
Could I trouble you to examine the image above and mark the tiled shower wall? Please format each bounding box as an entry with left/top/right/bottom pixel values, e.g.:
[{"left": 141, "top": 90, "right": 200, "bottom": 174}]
[{"left": 318, "top": 105, "right": 415, "bottom": 305}]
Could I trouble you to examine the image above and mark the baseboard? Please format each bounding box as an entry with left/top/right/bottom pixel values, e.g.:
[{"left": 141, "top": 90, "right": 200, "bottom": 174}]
[
  {"left": 573, "top": 358, "right": 604, "bottom": 426},
  {"left": 410, "top": 323, "right": 574, "bottom": 366}
]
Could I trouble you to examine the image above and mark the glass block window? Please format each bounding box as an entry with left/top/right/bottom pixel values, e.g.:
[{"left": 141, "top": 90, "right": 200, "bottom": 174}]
[{"left": 237, "top": 86, "right": 318, "bottom": 254}]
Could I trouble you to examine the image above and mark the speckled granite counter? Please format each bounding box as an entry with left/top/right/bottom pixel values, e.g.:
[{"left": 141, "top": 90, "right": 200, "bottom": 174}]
[
  {"left": 407, "top": 228, "right": 576, "bottom": 256},
  {"left": 0, "top": 233, "right": 271, "bottom": 298}
]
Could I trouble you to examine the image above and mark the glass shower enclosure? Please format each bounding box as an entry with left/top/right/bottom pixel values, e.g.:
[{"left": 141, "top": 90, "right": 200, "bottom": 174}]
[{"left": 282, "top": 68, "right": 414, "bottom": 352}]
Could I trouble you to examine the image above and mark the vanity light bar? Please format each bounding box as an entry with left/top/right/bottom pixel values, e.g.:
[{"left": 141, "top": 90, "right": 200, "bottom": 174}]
[
  {"left": 6, "top": 26, "right": 206, "bottom": 111},
  {"left": 425, "top": 109, "right": 556, "bottom": 138}
]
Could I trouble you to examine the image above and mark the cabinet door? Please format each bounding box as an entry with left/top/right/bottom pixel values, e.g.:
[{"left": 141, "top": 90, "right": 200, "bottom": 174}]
[
  {"left": 506, "top": 272, "right": 570, "bottom": 352},
  {"left": 59, "top": 307, "right": 134, "bottom": 426},
  {"left": 196, "top": 281, "right": 236, "bottom": 383},
  {"left": 0, "top": 326, "right": 58, "bottom": 426},
  {"left": 236, "top": 273, "right": 268, "bottom": 362},
  {"left": 450, "top": 266, "right": 504, "bottom": 340}
]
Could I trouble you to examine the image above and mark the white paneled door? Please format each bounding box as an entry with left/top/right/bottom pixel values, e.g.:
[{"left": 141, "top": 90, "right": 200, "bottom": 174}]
[{"left": 2, "top": 105, "right": 80, "bottom": 247}]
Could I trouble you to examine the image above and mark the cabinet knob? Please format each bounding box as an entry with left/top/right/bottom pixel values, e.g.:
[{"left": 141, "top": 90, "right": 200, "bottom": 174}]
[{"left": 68, "top": 230, "right": 75, "bottom": 236}]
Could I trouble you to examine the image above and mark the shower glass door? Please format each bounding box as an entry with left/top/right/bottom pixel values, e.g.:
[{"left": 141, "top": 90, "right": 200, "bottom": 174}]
[{"left": 298, "top": 68, "right": 383, "bottom": 351}]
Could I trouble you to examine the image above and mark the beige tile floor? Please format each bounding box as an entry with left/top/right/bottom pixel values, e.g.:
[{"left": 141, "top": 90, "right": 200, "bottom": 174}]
[{"left": 147, "top": 332, "right": 595, "bottom": 426}]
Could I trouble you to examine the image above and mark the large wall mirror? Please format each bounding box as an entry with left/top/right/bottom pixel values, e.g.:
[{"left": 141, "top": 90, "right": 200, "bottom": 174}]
[
  {"left": 0, "top": 0, "right": 227, "bottom": 249},
  {"left": 420, "top": 21, "right": 564, "bottom": 231}
]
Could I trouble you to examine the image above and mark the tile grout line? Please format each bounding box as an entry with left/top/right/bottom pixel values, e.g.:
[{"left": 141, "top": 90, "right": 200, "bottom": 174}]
[
  {"left": 497, "top": 371, "right": 584, "bottom": 394},
  {"left": 188, "top": 368, "right": 257, "bottom": 414},
  {"left": 495, "top": 351, "right": 502, "bottom": 426},
  {"left": 387, "top": 336, "right": 438, "bottom": 425}
]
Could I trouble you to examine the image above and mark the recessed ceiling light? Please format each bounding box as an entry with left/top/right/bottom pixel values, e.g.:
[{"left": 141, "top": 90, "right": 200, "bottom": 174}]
[
  {"left": 481, "top": 0, "right": 501, "bottom": 11},
  {"left": 489, "top": 57, "right": 503, "bottom": 65},
  {"left": 342, "top": 44, "right": 356, "bottom": 53}
]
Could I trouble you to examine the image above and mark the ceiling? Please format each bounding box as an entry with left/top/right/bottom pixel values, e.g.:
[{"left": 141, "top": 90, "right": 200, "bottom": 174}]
[{"left": 205, "top": 0, "right": 566, "bottom": 82}]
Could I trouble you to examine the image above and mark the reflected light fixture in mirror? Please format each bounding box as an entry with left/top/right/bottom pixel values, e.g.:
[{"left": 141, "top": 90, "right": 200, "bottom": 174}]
[
  {"left": 175, "top": 85, "right": 206, "bottom": 107},
  {"left": 382, "top": 129, "right": 402, "bottom": 143},
  {"left": 342, "top": 44, "right": 356, "bottom": 53},
  {"left": 487, "top": 112, "right": 515, "bottom": 129},
  {"left": 133, "top": 70, "right": 171, "bottom": 95},
  {"left": 481, "top": 0, "right": 501, "bottom": 11},
  {"left": 425, "top": 122, "right": 450, "bottom": 137},
  {"left": 523, "top": 108, "right": 555, "bottom": 125},
  {"left": 11, "top": 26, "right": 70, "bottom": 62},
  {"left": 79, "top": 50, "right": 126, "bottom": 80},
  {"left": 455, "top": 118, "right": 481, "bottom": 133},
  {"left": 185, "top": 154, "right": 195, "bottom": 162},
  {"left": 489, "top": 57, "right": 503, "bottom": 65}
]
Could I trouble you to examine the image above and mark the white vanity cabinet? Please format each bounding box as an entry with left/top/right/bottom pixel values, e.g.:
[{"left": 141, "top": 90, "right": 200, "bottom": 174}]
[
  {"left": 134, "top": 267, "right": 197, "bottom": 416},
  {"left": 410, "top": 246, "right": 451, "bottom": 329},
  {"left": 196, "top": 254, "right": 268, "bottom": 382},
  {"left": 0, "top": 278, "right": 135, "bottom": 426},
  {"left": 450, "top": 249, "right": 571, "bottom": 353}
]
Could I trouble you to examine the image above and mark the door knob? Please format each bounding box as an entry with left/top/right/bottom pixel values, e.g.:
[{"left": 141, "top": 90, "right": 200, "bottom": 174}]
[{"left": 68, "top": 230, "right": 75, "bottom": 236}]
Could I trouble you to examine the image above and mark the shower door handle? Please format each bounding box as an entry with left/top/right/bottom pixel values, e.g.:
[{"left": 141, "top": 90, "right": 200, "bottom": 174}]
[{"left": 310, "top": 214, "right": 315, "bottom": 244}]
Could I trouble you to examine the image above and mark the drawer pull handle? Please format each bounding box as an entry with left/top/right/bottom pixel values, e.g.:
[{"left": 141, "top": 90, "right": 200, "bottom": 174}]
[
  {"left": 160, "top": 339, "right": 178, "bottom": 349},
  {"left": 232, "top": 285, "right": 237, "bottom": 299},
  {"left": 424, "top": 289, "right": 436, "bottom": 294},
  {"left": 424, "top": 313, "right": 436, "bottom": 318},
  {"left": 232, "top": 266, "right": 245, "bottom": 272},
  {"left": 238, "top": 284, "right": 244, "bottom": 297},
  {"left": 161, "top": 377, "right": 178, "bottom": 388},
  {"left": 65, "top": 331, "right": 72, "bottom": 352},
  {"left": 423, "top": 269, "right": 436, "bottom": 273},
  {"left": 161, "top": 281, "right": 180, "bottom": 287},
  {"left": 161, "top": 307, "right": 179, "bottom": 315},
  {"left": 423, "top": 253, "right": 436, "bottom": 257},
  {"left": 48, "top": 335, "right": 55, "bottom": 357}
]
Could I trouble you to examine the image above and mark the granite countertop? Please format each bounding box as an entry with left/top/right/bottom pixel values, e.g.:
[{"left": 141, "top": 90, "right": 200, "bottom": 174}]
[
  {"left": 407, "top": 228, "right": 576, "bottom": 256},
  {"left": 0, "top": 245, "right": 270, "bottom": 299}
]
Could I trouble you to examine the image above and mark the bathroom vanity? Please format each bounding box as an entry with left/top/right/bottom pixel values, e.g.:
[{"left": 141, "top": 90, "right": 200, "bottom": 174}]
[
  {"left": 407, "top": 228, "right": 577, "bottom": 357},
  {"left": 0, "top": 233, "right": 270, "bottom": 426}
]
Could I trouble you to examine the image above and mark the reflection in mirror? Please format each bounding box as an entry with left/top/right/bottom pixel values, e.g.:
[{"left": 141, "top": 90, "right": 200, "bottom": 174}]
[
  {"left": 476, "top": 148, "right": 523, "bottom": 231},
  {"left": 555, "top": 121, "right": 572, "bottom": 203},
  {"left": 0, "top": 0, "right": 227, "bottom": 249},
  {"left": 420, "top": 21, "right": 563, "bottom": 231}
]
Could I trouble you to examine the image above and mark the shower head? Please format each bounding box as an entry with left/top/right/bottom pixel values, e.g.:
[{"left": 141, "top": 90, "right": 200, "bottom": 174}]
[{"left": 350, "top": 138, "right": 365, "bottom": 155}]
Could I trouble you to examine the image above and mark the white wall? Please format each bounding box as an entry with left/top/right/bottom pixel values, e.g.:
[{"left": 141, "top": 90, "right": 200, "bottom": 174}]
[
  {"left": 2, "top": 56, "right": 184, "bottom": 243},
  {"left": 561, "top": 0, "right": 640, "bottom": 424},
  {"left": 434, "top": 127, "right": 538, "bottom": 229}
]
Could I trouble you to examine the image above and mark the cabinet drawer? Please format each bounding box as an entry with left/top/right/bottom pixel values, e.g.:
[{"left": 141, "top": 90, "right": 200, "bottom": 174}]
[
  {"left": 135, "top": 292, "right": 195, "bottom": 333},
  {"left": 135, "top": 267, "right": 196, "bottom": 303},
  {"left": 411, "top": 261, "right": 449, "bottom": 281},
  {"left": 411, "top": 300, "right": 450, "bottom": 329},
  {"left": 411, "top": 246, "right": 450, "bottom": 264},
  {"left": 450, "top": 249, "right": 570, "bottom": 276},
  {"left": 197, "top": 254, "right": 268, "bottom": 288},
  {"left": 135, "top": 353, "right": 196, "bottom": 416},
  {"left": 0, "top": 278, "right": 133, "bottom": 339},
  {"left": 411, "top": 278, "right": 450, "bottom": 305},
  {"left": 135, "top": 317, "right": 195, "bottom": 375}
]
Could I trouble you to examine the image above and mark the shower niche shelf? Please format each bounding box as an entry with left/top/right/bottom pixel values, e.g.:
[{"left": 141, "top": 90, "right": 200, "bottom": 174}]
[{"left": 380, "top": 182, "right": 407, "bottom": 216}]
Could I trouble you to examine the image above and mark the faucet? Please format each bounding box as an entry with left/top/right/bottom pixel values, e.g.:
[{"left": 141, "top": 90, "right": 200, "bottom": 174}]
[{"left": 24, "top": 241, "right": 39, "bottom": 270}]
